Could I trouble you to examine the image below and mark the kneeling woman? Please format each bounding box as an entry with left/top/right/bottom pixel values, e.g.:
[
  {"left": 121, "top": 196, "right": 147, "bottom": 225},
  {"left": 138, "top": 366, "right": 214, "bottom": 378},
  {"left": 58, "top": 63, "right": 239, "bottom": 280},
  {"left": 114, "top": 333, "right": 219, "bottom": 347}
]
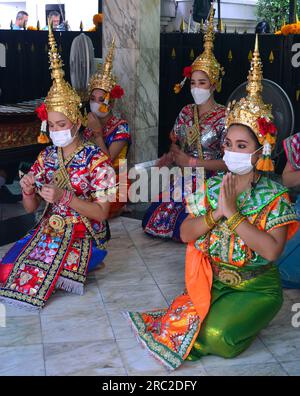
[
  {"left": 0, "top": 27, "right": 115, "bottom": 310},
  {"left": 125, "top": 38, "right": 298, "bottom": 369},
  {"left": 85, "top": 39, "right": 130, "bottom": 219}
]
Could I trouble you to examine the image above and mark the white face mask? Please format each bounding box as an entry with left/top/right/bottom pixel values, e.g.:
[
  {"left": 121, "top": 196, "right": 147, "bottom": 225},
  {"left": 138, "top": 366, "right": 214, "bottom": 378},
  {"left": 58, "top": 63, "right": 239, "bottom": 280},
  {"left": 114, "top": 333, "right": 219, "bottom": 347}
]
[
  {"left": 223, "top": 148, "right": 261, "bottom": 175},
  {"left": 49, "top": 128, "right": 77, "bottom": 148},
  {"left": 191, "top": 87, "right": 211, "bottom": 105},
  {"left": 89, "top": 101, "right": 109, "bottom": 118}
]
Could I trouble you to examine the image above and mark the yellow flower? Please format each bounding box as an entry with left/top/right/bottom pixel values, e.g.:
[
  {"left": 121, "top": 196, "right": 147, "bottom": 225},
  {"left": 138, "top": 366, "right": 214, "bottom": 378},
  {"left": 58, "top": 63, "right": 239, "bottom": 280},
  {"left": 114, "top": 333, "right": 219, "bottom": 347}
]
[
  {"left": 37, "top": 133, "right": 50, "bottom": 144},
  {"left": 174, "top": 83, "right": 182, "bottom": 94},
  {"left": 93, "top": 13, "right": 103, "bottom": 26},
  {"left": 99, "top": 104, "right": 109, "bottom": 113}
]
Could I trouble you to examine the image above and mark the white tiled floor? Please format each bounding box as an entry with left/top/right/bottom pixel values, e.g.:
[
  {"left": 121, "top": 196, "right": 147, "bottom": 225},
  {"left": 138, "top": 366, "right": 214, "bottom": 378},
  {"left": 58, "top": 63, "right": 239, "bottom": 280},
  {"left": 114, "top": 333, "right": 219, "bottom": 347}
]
[{"left": 0, "top": 217, "right": 300, "bottom": 376}]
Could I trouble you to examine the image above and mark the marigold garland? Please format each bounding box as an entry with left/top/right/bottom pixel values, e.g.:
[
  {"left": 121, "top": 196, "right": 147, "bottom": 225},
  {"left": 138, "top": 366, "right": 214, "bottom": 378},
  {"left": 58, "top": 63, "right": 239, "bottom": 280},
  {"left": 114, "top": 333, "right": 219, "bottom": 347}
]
[{"left": 276, "top": 21, "right": 300, "bottom": 35}]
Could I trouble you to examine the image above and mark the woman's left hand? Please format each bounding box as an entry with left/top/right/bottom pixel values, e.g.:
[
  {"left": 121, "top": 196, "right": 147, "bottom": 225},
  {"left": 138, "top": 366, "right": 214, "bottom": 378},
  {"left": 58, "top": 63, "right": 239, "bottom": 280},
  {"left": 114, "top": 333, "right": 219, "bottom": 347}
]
[
  {"left": 38, "top": 184, "right": 64, "bottom": 204},
  {"left": 221, "top": 173, "right": 238, "bottom": 218},
  {"left": 170, "top": 144, "right": 191, "bottom": 168}
]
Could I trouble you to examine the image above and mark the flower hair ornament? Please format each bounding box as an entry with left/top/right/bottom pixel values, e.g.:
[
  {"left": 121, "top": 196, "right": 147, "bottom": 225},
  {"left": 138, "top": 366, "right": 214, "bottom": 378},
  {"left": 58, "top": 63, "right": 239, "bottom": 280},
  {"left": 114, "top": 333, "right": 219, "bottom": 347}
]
[{"left": 35, "top": 102, "right": 50, "bottom": 144}]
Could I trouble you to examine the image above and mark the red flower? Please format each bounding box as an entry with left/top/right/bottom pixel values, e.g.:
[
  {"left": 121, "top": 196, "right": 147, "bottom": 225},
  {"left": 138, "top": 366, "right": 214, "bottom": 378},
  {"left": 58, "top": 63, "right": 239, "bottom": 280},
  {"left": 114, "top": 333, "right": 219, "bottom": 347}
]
[
  {"left": 35, "top": 103, "right": 48, "bottom": 121},
  {"left": 257, "top": 117, "right": 276, "bottom": 136},
  {"left": 111, "top": 85, "right": 124, "bottom": 99},
  {"left": 183, "top": 66, "right": 192, "bottom": 79}
]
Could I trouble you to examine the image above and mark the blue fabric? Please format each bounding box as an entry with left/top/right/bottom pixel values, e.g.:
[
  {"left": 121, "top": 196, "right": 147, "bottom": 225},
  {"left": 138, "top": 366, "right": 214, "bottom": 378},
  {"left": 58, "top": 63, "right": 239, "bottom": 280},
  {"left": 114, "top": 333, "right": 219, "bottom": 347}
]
[{"left": 278, "top": 195, "right": 300, "bottom": 289}]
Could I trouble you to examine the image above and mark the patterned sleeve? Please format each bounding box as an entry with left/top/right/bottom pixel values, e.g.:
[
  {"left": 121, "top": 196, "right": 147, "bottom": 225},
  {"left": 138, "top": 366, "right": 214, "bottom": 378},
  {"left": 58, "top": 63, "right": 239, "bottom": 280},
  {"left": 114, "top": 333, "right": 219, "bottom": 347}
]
[
  {"left": 214, "top": 109, "right": 226, "bottom": 157},
  {"left": 170, "top": 105, "right": 192, "bottom": 145},
  {"left": 185, "top": 182, "right": 208, "bottom": 218},
  {"left": 89, "top": 151, "right": 117, "bottom": 202},
  {"left": 283, "top": 132, "right": 300, "bottom": 171},
  {"left": 264, "top": 193, "right": 299, "bottom": 239},
  {"left": 29, "top": 149, "right": 47, "bottom": 186},
  {"left": 111, "top": 122, "right": 131, "bottom": 144}
]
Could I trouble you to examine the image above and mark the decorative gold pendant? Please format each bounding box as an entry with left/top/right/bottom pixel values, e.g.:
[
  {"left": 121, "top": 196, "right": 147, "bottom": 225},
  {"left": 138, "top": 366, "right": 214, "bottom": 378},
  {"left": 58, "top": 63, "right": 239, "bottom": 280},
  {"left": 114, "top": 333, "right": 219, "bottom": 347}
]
[
  {"left": 186, "top": 124, "right": 198, "bottom": 147},
  {"left": 218, "top": 269, "right": 242, "bottom": 286},
  {"left": 49, "top": 215, "right": 65, "bottom": 232}
]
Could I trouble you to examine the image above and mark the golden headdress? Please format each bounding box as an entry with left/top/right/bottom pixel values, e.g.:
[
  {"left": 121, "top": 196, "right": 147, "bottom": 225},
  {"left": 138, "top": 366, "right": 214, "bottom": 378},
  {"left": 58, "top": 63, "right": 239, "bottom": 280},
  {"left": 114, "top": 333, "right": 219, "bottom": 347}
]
[
  {"left": 88, "top": 38, "right": 124, "bottom": 113},
  {"left": 45, "top": 22, "right": 82, "bottom": 124},
  {"left": 191, "top": 5, "right": 224, "bottom": 88},
  {"left": 174, "top": 4, "right": 224, "bottom": 94},
  {"left": 226, "top": 35, "right": 277, "bottom": 172},
  {"left": 88, "top": 38, "right": 116, "bottom": 94}
]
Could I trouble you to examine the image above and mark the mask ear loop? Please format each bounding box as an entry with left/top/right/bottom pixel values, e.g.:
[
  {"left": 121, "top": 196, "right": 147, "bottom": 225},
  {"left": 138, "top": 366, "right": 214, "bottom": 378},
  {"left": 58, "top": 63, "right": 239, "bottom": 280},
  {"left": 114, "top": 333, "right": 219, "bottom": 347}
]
[{"left": 251, "top": 147, "right": 263, "bottom": 189}]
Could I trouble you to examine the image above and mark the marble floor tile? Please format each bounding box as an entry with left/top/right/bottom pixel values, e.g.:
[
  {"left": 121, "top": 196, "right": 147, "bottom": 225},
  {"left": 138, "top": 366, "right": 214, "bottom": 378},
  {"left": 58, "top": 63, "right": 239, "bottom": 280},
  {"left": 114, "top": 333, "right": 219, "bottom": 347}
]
[
  {"left": 116, "top": 337, "right": 169, "bottom": 376},
  {"left": 41, "top": 309, "right": 114, "bottom": 344},
  {"left": 44, "top": 340, "right": 126, "bottom": 376},
  {"left": 106, "top": 308, "right": 138, "bottom": 340},
  {"left": 280, "top": 360, "right": 300, "bottom": 376},
  {"left": 100, "top": 284, "right": 167, "bottom": 311},
  {"left": 0, "top": 301, "right": 40, "bottom": 317},
  {"left": 0, "top": 344, "right": 45, "bottom": 375},
  {"left": 121, "top": 217, "right": 141, "bottom": 232},
  {"left": 148, "top": 262, "right": 185, "bottom": 285},
  {"left": 139, "top": 242, "right": 186, "bottom": 264},
  {"left": 158, "top": 283, "right": 185, "bottom": 305},
  {"left": 116, "top": 337, "right": 208, "bottom": 376},
  {"left": 95, "top": 261, "right": 155, "bottom": 287},
  {"left": 259, "top": 325, "right": 300, "bottom": 363},
  {"left": 200, "top": 338, "right": 277, "bottom": 369},
  {"left": 283, "top": 289, "right": 300, "bottom": 302},
  {"left": 103, "top": 245, "right": 146, "bottom": 267},
  {"left": 0, "top": 315, "right": 42, "bottom": 346},
  {"left": 205, "top": 362, "right": 288, "bottom": 376},
  {"left": 41, "top": 280, "right": 104, "bottom": 317},
  {"left": 268, "top": 297, "right": 297, "bottom": 328}
]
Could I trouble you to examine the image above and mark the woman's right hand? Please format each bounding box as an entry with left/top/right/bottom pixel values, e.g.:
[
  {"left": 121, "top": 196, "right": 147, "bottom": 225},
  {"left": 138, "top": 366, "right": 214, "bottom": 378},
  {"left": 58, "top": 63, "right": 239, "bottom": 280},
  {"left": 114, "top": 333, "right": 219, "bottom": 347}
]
[
  {"left": 20, "top": 172, "right": 35, "bottom": 195},
  {"left": 87, "top": 112, "right": 103, "bottom": 135}
]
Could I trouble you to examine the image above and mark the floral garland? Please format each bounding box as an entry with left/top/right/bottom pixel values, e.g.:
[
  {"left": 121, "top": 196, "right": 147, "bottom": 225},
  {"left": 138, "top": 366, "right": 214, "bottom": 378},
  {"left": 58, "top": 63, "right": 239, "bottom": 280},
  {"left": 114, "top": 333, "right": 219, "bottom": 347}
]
[
  {"left": 256, "top": 117, "right": 277, "bottom": 172},
  {"left": 174, "top": 66, "right": 192, "bottom": 94},
  {"left": 275, "top": 21, "right": 300, "bottom": 35},
  {"left": 35, "top": 103, "right": 50, "bottom": 144},
  {"left": 98, "top": 85, "right": 125, "bottom": 113}
]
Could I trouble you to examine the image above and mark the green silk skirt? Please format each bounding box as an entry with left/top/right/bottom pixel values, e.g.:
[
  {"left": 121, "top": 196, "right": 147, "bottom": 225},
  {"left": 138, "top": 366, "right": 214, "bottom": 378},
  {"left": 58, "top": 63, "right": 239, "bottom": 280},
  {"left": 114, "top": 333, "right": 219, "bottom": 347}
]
[{"left": 187, "top": 265, "right": 283, "bottom": 360}]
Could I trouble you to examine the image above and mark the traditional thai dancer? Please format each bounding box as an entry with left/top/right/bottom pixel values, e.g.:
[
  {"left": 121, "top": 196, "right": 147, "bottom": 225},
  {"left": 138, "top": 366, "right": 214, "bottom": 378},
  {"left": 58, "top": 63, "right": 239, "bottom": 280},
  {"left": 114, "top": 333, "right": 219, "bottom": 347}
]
[
  {"left": 125, "top": 36, "right": 299, "bottom": 370},
  {"left": 142, "top": 7, "right": 226, "bottom": 242},
  {"left": 84, "top": 39, "right": 131, "bottom": 218},
  {"left": 0, "top": 25, "right": 115, "bottom": 310}
]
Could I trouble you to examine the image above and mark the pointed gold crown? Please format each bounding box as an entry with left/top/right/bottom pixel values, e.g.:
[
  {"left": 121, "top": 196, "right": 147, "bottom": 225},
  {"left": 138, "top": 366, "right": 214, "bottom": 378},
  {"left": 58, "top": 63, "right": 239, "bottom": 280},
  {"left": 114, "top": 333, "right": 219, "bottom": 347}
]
[
  {"left": 225, "top": 35, "right": 274, "bottom": 146},
  {"left": 45, "top": 22, "right": 82, "bottom": 124},
  {"left": 88, "top": 38, "right": 116, "bottom": 94},
  {"left": 192, "top": 5, "right": 224, "bottom": 87}
]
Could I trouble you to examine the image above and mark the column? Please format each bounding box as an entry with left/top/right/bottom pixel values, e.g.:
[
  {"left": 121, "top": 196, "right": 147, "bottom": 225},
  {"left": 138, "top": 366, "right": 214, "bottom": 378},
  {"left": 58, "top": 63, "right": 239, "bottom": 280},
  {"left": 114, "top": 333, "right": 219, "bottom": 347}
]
[{"left": 102, "top": 0, "right": 160, "bottom": 164}]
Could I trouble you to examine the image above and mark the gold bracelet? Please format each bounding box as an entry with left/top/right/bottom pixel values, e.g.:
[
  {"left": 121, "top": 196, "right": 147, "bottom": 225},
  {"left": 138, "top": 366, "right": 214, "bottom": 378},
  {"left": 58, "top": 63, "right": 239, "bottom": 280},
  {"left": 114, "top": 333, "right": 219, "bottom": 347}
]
[
  {"left": 226, "top": 211, "right": 246, "bottom": 232},
  {"left": 204, "top": 209, "right": 217, "bottom": 229},
  {"left": 231, "top": 215, "right": 246, "bottom": 231}
]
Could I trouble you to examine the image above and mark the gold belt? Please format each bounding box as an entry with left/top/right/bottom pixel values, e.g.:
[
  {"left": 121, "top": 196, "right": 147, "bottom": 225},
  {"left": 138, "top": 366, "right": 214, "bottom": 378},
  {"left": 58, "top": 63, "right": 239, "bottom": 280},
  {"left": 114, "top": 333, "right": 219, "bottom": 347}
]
[
  {"left": 48, "top": 214, "right": 81, "bottom": 232},
  {"left": 211, "top": 260, "right": 274, "bottom": 286}
]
